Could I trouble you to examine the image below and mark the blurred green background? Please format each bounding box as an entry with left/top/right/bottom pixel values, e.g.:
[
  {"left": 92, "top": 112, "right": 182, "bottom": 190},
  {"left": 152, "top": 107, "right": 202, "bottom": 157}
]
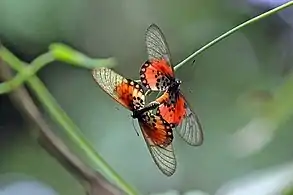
[{"left": 1, "top": 0, "right": 293, "bottom": 194}]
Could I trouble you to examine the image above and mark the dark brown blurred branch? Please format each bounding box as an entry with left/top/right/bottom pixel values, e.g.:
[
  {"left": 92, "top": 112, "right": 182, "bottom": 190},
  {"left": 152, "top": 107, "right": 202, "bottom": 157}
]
[{"left": 0, "top": 58, "right": 123, "bottom": 195}]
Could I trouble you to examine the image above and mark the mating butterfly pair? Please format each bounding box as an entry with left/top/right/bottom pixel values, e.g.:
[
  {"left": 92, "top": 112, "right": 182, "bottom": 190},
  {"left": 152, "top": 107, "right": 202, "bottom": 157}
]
[{"left": 92, "top": 24, "right": 203, "bottom": 176}]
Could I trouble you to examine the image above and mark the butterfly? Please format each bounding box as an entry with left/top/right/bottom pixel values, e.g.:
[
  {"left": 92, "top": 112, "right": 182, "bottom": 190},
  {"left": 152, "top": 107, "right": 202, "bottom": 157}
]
[
  {"left": 140, "top": 24, "right": 204, "bottom": 146},
  {"left": 92, "top": 67, "right": 177, "bottom": 176}
]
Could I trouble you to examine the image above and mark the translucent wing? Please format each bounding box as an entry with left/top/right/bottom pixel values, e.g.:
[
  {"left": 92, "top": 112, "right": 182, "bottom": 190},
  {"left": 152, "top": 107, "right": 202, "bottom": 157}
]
[
  {"left": 92, "top": 67, "right": 145, "bottom": 111},
  {"left": 175, "top": 95, "right": 203, "bottom": 146},
  {"left": 139, "top": 112, "right": 176, "bottom": 176},
  {"left": 140, "top": 24, "right": 175, "bottom": 91},
  {"left": 158, "top": 92, "right": 203, "bottom": 146},
  {"left": 145, "top": 24, "right": 172, "bottom": 65}
]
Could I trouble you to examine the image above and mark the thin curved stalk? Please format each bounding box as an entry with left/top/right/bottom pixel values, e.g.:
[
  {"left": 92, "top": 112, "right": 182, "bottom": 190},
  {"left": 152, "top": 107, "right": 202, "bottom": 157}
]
[{"left": 174, "top": 1, "right": 293, "bottom": 71}]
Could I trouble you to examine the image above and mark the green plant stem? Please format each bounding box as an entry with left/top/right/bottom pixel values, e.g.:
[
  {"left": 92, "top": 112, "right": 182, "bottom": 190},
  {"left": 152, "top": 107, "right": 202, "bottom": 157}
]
[
  {"left": 0, "top": 50, "right": 54, "bottom": 94},
  {"left": 49, "top": 43, "right": 117, "bottom": 69},
  {"left": 0, "top": 45, "right": 117, "bottom": 95},
  {"left": 174, "top": 1, "right": 293, "bottom": 71},
  {"left": 0, "top": 73, "right": 26, "bottom": 94},
  {"left": 0, "top": 47, "right": 24, "bottom": 70},
  {"left": 30, "top": 52, "right": 55, "bottom": 72},
  {"left": 0, "top": 48, "right": 137, "bottom": 195},
  {"left": 27, "top": 76, "right": 136, "bottom": 195}
]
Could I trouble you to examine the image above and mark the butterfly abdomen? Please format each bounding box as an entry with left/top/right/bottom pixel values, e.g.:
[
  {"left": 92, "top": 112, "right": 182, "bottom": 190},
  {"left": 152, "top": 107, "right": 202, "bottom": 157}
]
[{"left": 132, "top": 101, "right": 160, "bottom": 119}]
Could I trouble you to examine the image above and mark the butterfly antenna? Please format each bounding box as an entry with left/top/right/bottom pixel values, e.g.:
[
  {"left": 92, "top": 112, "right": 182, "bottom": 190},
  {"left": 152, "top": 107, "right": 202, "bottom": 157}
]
[
  {"left": 145, "top": 89, "right": 152, "bottom": 96},
  {"left": 132, "top": 118, "right": 139, "bottom": 136}
]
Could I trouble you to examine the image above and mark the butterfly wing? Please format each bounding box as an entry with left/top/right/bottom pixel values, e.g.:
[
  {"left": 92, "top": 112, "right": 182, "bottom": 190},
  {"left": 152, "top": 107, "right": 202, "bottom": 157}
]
[
  {"left": 145, "top": 24, "right": 172, "bottom": 65},
  {"left": 157, "top": 91, "right": 186, "bottom": 125},
  {"left": 158, "top": 92, "right": 203, "bottom": 146},
  {"left": 92, "top": 67, "right": 145, "bottom": 111},
  {"left": 140, "top": 24, "right": 175, "bottom": 91},
  {"left": 176, "top": 96, "right": 203, "bottom": 146},
  {"left": 138, "top": 112, "right": 176, "bottom": 176}
]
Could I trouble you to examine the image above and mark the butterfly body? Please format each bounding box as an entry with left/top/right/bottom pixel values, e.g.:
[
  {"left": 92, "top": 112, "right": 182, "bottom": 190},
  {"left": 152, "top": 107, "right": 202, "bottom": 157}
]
[
  {"left": 140, "top": 23, "right": 204, "bottom": 146},
  {"left": 91, "top": 23, "right": 204, "bottom": 177},
  {"left": 92, "top": 67, "right": 176, "bottom": 176},
  {"left": 131, "top": 101, "right": 160, "bottom": 119}
]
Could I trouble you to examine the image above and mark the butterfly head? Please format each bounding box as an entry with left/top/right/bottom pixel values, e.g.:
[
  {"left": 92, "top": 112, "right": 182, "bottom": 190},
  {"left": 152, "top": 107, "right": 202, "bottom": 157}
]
[
  {"left": 174, "top": 78, "right": 182, "bottom": 86},
  {"left": 131, "top": 111, "right": 138, "bottom": 119},
  {"left": 168, "top": 78, "right": 181, "bottom": 93}
]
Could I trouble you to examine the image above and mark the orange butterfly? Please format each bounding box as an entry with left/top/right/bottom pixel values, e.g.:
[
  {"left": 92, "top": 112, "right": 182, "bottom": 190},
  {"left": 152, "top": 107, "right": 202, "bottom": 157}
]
[
  {"left": 140, "top": 24, "right": 204, "bottom": 146},
  {"left": 92, "top": 67, "right": 176, "bottom": 176}
]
